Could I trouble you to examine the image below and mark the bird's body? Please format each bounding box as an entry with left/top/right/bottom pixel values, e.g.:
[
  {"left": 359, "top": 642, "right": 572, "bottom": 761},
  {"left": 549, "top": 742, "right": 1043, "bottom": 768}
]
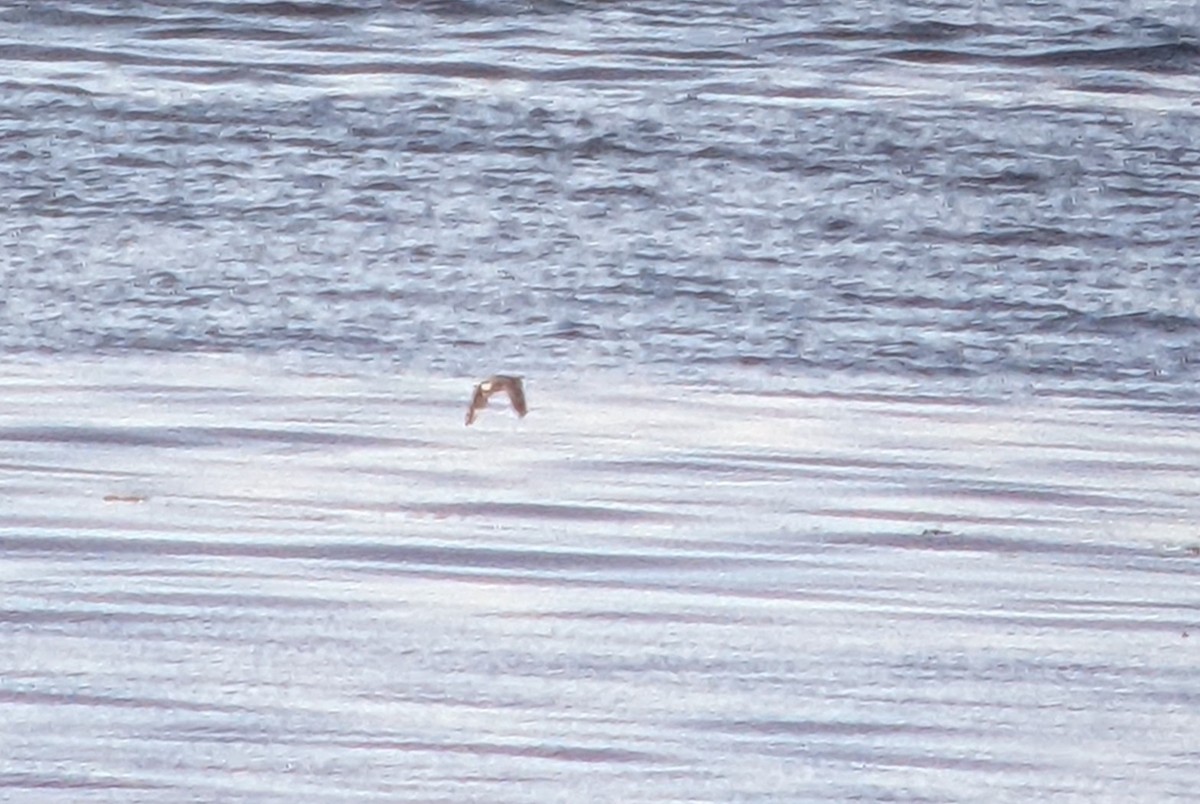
[{"left": 466, "top": 375, "right": 527, "bottom": 426}]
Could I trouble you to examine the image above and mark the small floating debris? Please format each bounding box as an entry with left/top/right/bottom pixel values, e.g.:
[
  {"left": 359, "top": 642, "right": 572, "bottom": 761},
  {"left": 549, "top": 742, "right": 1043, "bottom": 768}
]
[{"left": 103, "top": 494, "right": 147, "bottom": 504}]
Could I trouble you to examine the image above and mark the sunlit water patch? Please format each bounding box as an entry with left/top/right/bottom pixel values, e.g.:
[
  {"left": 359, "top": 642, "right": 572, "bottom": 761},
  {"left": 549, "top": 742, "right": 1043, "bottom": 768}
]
[{"left": 1, "top": 354, "right": 1197, "bottom": 801}]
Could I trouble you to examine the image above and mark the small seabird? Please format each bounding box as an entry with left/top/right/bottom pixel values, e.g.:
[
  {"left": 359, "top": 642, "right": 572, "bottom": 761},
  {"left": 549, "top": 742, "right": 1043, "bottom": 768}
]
[{"left": 465, "top": 375, "right": 527, "bottom": 426}]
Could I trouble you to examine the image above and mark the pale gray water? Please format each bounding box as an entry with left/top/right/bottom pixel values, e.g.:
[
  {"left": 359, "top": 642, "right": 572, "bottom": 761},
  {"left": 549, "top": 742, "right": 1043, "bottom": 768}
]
[
  {"left": 3, "top": 355, "right": 1199, "bottom": 801},
  {"left": 2, "top": 0, "right": 1200, "bottom": 800}
]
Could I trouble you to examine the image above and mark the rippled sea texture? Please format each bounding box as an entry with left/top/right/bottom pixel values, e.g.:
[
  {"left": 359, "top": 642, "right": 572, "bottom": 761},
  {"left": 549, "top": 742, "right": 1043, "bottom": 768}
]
[
  {"left": 2, "top": 2, "right": 1200, "bottom": 801},
  {"left": 2, "top": 0, "right": 1200, "bottom": 398}
]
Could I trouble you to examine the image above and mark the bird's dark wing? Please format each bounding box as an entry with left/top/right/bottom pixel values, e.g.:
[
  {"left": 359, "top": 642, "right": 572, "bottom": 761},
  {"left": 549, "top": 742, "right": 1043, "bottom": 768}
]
[
  {"left": 465, "top": 384, "right": 487, "bottom": 426},
  {"left": 507, "top": 379, "right": 527, "bottom": 418}
]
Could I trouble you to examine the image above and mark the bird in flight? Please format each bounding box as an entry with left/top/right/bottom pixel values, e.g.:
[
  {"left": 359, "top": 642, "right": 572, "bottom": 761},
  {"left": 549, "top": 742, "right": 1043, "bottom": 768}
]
[{"left": 465, "top": 375, "right": 527, "bottom": 426}]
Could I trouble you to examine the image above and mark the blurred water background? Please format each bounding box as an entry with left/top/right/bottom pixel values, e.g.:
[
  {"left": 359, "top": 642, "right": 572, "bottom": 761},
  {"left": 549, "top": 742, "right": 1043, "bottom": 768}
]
[{"left": 1, "top": 1, "right": 1199, "bottom": 801}]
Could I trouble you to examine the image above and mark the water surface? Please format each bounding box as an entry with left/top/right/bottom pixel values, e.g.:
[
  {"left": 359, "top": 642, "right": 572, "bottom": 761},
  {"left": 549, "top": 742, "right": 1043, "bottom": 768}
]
[
  {"left": 2, "top": 0, "right": 1200, "bottom": 799},
  {"left": 3, "top": 355, "right": 1199, "bottom": 801}
]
